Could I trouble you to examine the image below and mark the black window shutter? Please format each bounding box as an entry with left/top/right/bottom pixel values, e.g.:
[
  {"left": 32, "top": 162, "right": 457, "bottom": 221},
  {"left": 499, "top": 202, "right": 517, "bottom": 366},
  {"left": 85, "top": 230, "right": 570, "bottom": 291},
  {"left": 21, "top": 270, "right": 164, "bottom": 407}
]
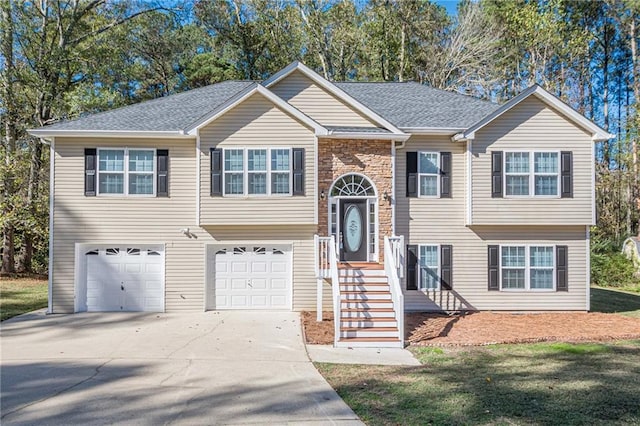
[
  {"left": 561, "top": 151, "right": 573, "bottom": 198},
  {"left": 488, "top": 245, "right": 500, "bottom": 291},
  {"left": 406, "top": 152, "right": 418, "bottom": 197},
  {"left": 406, "top": 245, "right": 418, "bottom": 290},
  {"left": 440, "top": 245, "right": 452, "bottom": 290},
  {"left": 556, "top": 245, "right": 568, "bottom": 291},
  {"left": 210, "top": 148, "right": 222, "bottom": 196},
  {"left": 292, "top": 148, "right": 305, "bottom": 196},
  {"left": 84, "top": 148, "right": 96, "bottom": 196},
  {"left": 491, "top": 151, "right": 503, "bottom": 198},
  {"left": 440, "top": 152, "right": 452, "bottom": 198},
  {"left": 156, "top": 149, "right": 169, "bottom": 197}
]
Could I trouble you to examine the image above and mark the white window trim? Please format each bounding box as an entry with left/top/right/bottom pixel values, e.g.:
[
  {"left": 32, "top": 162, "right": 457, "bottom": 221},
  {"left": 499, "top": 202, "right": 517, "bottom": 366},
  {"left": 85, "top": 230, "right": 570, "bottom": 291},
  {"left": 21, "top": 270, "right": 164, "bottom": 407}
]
[
  {"left": 418, "top": 151, "right": 440, "bottom": 198},
  {"left": 418, "top": 244, "right": 441, "bottom": 291},
  {"left": 503, "top": 150, "right": 560, "bottom": 198},
  {"left": 222, "top": 147, "right": 293, "bottom": 197},
  {"left": 499, "top": 245, "right": 556, "bottom": 292},
  {"left": 96, "top": 148, "right": 156, "bottom": 197}
]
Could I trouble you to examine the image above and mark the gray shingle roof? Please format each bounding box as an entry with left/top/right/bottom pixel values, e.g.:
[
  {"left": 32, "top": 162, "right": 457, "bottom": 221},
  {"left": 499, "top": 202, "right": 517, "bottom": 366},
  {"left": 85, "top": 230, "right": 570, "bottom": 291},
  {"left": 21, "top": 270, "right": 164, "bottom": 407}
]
[
  {"left": 42, "top": 81, "right": 254, "bottom": 132},
  {"left": 335, "top": 82, "right": 499, "bottom": 129},
  {"left": 37, "top": 79, "right": 499, "bottom": 133}
]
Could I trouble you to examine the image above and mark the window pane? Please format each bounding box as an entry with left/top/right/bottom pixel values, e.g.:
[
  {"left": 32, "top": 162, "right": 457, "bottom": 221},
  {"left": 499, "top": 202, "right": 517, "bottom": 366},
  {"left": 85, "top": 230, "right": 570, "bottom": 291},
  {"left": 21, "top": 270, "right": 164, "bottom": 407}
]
[
  {"left": 506, "top": 175, "right": 529, "bottom": 196},
  {"left": 99, "top": 173, "right": 124, "bottom": 194},
  {"left": 224, "top": 150, "right": 243, "bottom": 171},
  {"left": 99, "top": 150, "right": 124, "bottom": 172},
  {"left": 535, "top": 176, "right": 558, "bottom": 196},
  {"left": 225, "top": 173, "right": 243, "bottom": 194},
  {"left": 129, "top": 150, "right": 154, "bottom": 172},
  {"left": 271, "top": 149, "right": 290, "bottom": 171},
  {"left": 419, "top": 152, "right": 439, "bottom": 174},
  {"left": 420, "top": 267, "right": 439, "bottom": 289},
  {"left": 502, "top": 269, "right": 525, "bottom": 288},
  {"left": 530, "top": 246, "right": 554, "bottom": 267},
  {"left": 505, "top": 152, "right": 529, "bottom": 173},
  {"left": 248, "top": 149, "right": 267, "bottom": 171},
  {"left": 534, "top": 152, "right": 558, "bottom": 173},
  {"left": 248, "top": 173, "right": 267, "bottom": 194},
  {"left": 420, "top": 246, "right": 438, "bottom": 267},
  {"left": 129, "top": 174, "right": 153, "bottom": 195},
  {"left": 502, "top": 246, "right": 525, "bottom": 267},
  {"left": 420, "top": 176, "right": 438, "bottom": 196},
  {"left": 531, "top": 269, "right": 553, "bottom": 289},
  {"left": 271, "top": 172, "right": 290, "bottom": 194}
]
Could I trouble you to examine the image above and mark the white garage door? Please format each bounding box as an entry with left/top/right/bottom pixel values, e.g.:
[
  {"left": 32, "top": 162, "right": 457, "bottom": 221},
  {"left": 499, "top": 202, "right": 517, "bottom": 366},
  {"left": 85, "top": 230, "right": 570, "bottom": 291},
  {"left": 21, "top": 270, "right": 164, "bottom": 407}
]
[
  {"left": 85, "top": 245, "right": 164, "bottom": 312},
  {"left": 210, "top": 245, "right": 292, "bottom": 310}
]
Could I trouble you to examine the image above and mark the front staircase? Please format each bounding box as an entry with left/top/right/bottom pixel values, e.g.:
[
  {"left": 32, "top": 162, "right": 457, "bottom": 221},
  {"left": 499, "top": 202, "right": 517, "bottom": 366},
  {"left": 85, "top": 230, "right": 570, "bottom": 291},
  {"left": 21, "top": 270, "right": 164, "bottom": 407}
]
[{"left": 337, "top": 262, "right": 404, "bottom": 348}]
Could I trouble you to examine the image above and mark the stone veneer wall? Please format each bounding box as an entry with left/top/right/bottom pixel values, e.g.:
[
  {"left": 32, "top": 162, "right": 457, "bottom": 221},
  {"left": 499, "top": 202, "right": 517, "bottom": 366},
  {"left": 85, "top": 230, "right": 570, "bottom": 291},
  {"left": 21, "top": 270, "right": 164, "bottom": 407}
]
[{"left": 317, "top": 138, "right": 393, "bottom": 262}]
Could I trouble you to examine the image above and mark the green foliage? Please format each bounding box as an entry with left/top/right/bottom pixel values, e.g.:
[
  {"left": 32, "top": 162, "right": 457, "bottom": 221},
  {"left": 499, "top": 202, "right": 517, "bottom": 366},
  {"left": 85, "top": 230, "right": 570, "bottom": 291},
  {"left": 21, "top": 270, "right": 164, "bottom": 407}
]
[
  {"left": 591, "top": 229, "right": 637, "bottom": 288},
  {"left": 182, "top": 53, "right": 242, "bottom": 88}
]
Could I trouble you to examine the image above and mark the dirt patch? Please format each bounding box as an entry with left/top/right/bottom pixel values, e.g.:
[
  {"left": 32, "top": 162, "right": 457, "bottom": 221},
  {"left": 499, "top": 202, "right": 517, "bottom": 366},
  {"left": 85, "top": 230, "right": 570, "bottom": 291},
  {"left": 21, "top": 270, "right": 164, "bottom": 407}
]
[
  {"left": 407, "top": 312, "right": 640, "bottom": 346},
  {"left": 301, "top": 311, "right": 334, "bottom": 344},
  {"left": 301, "top": 311, "right": 640, "bottom": 346}
]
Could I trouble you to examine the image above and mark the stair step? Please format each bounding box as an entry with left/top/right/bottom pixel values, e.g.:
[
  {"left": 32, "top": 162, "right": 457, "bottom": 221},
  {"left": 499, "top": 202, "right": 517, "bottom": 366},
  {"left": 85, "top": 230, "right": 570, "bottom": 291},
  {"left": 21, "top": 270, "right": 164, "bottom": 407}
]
[
  {"left": 340, "top": 284, "right": 390, "bottom": 292},
  {"left": 341, "top": 300, "right": 394, "bottom": 309},
  {"left": 341, "top": 293, "right": 392, "bottom": 301},
  {"left": 341, "top": 309, "right": 396, "bottom": 318},
  {"left": 340, "top": 328, "right": 399, "bottom": 338},
  {"left": 339, "top": 276, "right": 388, "bottom": 283},
  {"left": 341, "top": 326, "right": 399, "bottom": 332},
  {"left": 341, "top": 319, "right": 398, "bottom": 328},
  {"left": 339, "top": 262, "right": 384, "bottom": 270}
]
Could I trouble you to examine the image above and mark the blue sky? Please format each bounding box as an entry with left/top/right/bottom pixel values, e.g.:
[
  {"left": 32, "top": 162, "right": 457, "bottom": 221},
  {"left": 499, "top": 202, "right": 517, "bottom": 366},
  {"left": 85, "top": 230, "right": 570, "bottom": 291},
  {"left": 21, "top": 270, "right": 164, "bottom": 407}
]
[{"left": 435, "top": 0, "right": 460, "bottom": 16}]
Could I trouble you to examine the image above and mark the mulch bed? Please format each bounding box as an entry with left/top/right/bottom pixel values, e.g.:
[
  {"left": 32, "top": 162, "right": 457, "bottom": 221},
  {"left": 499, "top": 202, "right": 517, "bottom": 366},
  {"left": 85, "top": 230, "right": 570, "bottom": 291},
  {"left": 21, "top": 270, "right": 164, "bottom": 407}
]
[{"left": 302, "top": 311, "right": 640, "bottom": 346}]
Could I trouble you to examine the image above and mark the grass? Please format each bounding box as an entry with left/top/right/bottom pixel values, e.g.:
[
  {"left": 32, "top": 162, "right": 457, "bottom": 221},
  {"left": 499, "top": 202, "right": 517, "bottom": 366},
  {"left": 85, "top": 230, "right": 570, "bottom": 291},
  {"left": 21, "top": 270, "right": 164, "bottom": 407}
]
[
  {"left": 591, "top": 286, "right": 640, "bottom": 317},
  {"left": 0, "top": 278, "right": 48, "bottom": 321},
  {"left": 317, "top": 340, "right": 640, "bottom": 425}
]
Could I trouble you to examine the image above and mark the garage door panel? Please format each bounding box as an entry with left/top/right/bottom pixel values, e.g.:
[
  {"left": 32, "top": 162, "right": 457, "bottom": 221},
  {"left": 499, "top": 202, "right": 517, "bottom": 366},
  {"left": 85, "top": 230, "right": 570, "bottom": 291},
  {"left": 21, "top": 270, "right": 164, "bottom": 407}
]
[
  {"left": 211, "top": 244, "right": 291, "bottom": 310},
  {"left": 84, "top": 245, "right": 164, "bottom": 312}
]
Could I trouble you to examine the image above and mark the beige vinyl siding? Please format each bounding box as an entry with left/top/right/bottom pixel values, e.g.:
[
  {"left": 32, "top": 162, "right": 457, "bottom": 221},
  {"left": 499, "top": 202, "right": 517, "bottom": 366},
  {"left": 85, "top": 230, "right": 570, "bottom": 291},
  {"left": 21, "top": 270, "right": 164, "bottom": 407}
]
[
  {"left": 53, "top": 138, "right": 321, "bottom": 313},
  {"left": 52, "top": 137, "right": 202, "bottom": 313},
  {"left": 472, "top": 96, "right": 594, "bottom": 225},
  {"left": 199, "top": 93, "right": 316, "bottom": 225},
  {"left": 270, "top": 70, "right": 377, "bottom": 127},
  {"left": 396, "top": 135, "right": 588, "bottom": 311}
]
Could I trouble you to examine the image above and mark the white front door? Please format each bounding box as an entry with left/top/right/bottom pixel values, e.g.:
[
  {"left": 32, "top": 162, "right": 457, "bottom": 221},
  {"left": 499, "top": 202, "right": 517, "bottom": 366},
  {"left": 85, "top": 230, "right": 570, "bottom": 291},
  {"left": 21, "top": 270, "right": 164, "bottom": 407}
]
[
  {"left": 209, "top": 245, "right": 292, "bottom": 310},
  {"left": 85, "top": 245, "right": 164, "bottom": 312}
]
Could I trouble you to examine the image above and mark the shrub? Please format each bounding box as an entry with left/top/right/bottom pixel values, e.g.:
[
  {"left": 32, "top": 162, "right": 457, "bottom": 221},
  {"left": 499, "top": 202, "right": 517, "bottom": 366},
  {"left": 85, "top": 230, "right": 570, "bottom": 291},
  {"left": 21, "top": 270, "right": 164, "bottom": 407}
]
[{"left": 591, "top": 250, "right": 636, "bottom": 287}]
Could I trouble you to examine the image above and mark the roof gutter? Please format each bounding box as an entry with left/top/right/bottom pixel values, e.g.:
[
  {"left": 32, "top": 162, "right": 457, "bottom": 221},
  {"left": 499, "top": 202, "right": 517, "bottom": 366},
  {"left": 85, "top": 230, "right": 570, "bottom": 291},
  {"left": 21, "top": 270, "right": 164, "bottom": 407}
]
[
  {"left": 27, "top": 129, "right": 194, "bottom": 139},
  {"left": 322, "top": 132, "right": 410, "bottom": 141},
  {"left": 400, "top": 127, "right": 464, "bottom": 136}
]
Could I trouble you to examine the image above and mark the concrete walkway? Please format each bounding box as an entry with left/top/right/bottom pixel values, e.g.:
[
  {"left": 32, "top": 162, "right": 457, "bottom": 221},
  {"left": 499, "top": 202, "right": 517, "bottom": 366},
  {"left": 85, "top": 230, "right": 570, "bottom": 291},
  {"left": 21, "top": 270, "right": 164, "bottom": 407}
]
[
  {"left": 1, "top": 310, "right": 362, "bottom": 425},
  {"left": 306, "top": 345, "right": 420, "bottom": 366}
]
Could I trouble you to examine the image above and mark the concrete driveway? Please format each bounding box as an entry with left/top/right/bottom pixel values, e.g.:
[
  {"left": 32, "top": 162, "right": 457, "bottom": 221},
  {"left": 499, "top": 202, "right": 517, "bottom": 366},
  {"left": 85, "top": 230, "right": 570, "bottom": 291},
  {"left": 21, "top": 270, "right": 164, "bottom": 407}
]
[{"left": 1, "top": 310, "right": 362, "bottom": 425}]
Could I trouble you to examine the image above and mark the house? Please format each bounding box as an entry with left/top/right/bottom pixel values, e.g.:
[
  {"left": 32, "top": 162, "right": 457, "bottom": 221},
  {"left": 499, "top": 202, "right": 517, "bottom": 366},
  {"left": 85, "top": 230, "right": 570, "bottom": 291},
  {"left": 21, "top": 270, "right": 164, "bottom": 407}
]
[{"left": 29, "top": 61, "right": 613, "bottom": 348}]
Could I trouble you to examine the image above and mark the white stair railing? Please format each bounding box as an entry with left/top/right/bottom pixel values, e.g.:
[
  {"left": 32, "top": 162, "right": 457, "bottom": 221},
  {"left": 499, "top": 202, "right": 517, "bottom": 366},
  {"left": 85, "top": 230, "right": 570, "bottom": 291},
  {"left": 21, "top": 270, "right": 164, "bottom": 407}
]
[
  {"left": 315, "top": 235, "right": 332, "bottom": 322},
  {"left": 384, "top": 236, "right": 405, "bottom": 346},
  {"left": 387, "top": 235, "right": 404, "bottom": 278},
  {"left": 328, "top": 235, "right": 341, "bottom": 347}
]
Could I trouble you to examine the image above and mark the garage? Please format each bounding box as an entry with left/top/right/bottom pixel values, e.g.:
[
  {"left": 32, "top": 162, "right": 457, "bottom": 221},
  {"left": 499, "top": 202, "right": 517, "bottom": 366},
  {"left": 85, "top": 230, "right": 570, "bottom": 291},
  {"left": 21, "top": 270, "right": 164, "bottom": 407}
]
[
  {"left": 79, "top": 245, "right": 165, "bottom": 312},
  {"left": 207, "top": 244, "right": 292, "bottom": 310}
]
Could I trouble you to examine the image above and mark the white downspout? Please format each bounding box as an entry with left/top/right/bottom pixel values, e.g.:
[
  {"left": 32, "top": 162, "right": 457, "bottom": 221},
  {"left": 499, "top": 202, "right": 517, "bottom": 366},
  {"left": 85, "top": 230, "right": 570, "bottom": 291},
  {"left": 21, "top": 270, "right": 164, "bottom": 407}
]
[
  {"left": 196, "top": 132, "right": 201, "bottom": 226},
  {"left": 391, "top": 140, "right": 396, "bottom": 236},
  {"left": 47, "top": 137, "right": 55, "bottom": 314},
  {"left": 466, "top": 138, "right": 473, "bottom": 226}
]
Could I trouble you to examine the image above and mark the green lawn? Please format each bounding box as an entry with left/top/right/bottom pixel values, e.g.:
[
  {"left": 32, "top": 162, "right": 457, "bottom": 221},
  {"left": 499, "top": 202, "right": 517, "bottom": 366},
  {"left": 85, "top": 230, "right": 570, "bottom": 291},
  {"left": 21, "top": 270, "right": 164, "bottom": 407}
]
[
  {"left": 317, "top": 340, "right": 640, "bottom": 425},
  {"left": 0, "top": 278, "right": 48, "bottom": 321},
  {"left": 591, "top": 286, "right": 640, "bottom": 317}
]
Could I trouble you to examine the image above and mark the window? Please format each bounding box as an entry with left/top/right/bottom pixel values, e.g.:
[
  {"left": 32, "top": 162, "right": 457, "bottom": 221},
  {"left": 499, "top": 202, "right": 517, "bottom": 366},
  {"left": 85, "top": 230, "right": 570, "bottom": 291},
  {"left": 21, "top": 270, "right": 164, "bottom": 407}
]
[
  {"left": 223, "top": 148, "right": 292, "bottom": 196},
  {"left": 418, "top": 152, "right": 439, "bottom": 197},
  {"left": 97, "top": 148, "right": 155, "bottom": 196},
  {"left": 504, "top": 151, "right": 558, "bottom": 197},
  {"left": 500, "top": 245, "right": 555, "bottom": 290},
  {"left": 419, "top": 245, "right": 440, "bottom": 290}
]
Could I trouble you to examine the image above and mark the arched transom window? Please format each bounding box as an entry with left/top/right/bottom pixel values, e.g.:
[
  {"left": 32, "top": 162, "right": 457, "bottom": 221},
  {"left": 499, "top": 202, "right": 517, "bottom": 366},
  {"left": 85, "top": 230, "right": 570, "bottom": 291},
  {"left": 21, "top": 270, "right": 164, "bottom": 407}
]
[{"left": 330, "top": 174, "right": 376, "bottom": 197}]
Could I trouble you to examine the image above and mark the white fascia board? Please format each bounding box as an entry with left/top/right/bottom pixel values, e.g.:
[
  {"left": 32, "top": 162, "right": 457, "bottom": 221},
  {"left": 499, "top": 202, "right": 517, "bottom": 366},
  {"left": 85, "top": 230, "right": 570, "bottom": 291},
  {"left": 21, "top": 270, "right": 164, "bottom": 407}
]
[
  {"left": 27, "top": 129, "right": 192, "bottom": 139},
  {"left": 323, "top": 132, "right": 410, "bottom": 141},
  {"left": 461, "top": 85, "right": 614, "bottom": 142},
  {"left": 400, "top": 127, "right": 464, "bottom": 136},
  {"left": 263, "top": 61, "right": 404, "bottom": 134},
  {"left": 186, "top": 84, "right": 328, "bottom": 136}
]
